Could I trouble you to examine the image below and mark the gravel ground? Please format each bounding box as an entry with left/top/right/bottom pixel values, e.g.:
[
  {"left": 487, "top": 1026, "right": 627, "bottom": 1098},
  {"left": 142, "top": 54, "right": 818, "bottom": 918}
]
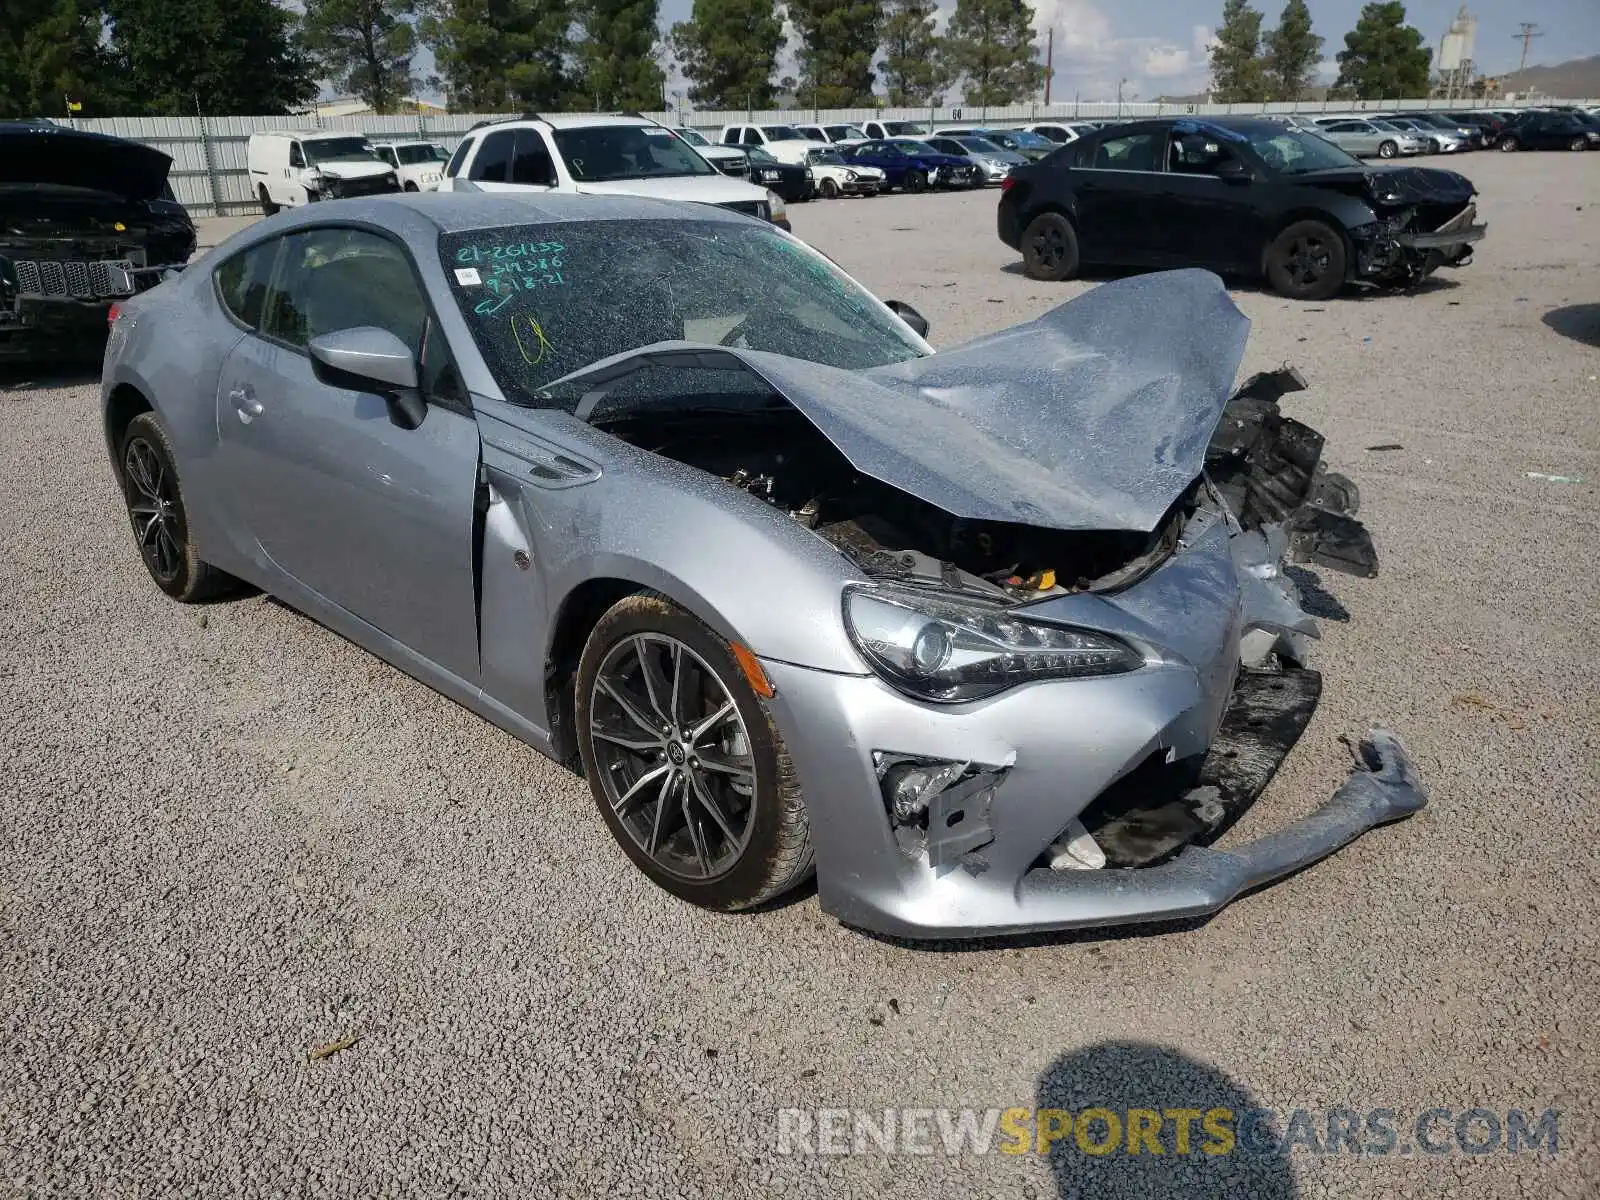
[{"left": 3, "top": 152, "right": 1598, "bottom": 1198}]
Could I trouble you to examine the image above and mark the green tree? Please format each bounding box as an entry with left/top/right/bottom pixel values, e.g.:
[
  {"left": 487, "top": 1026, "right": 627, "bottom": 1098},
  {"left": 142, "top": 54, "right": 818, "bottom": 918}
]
[
  {"left": 103, "top": 0, "right": 317, "bottom": 114},
  {"left": 788, "top": 0, "right": 882, "bottom": 107},
  {"left": 878, "top": 0, "right": 945, "bottom": 105},
  {"left": 1331, "top": 1, "right": 1430, "bottom": 99},
  {"left": 419, "top": 0, "right": 571, "bottom": 111},
  {"left": 0, "top": 0, "right": 108, "bottom": 118},
  {"left": 1208, "top": 0, "right": 1268, "bottom": 102},
  {"left": 302, "top": 0, "right": 417, "bottom": 113},
  {"left": 669, "top": 0, "right": 786, "bottom": 110},
  {"left": 574, "top": 0, "right": 665, "bottom": 109},
  {"left": 1263, "top": 0, "right": 1320, "bottom": 100},
  {"left": 940, "top": 0, "right": 1043, "bottom": 107}
]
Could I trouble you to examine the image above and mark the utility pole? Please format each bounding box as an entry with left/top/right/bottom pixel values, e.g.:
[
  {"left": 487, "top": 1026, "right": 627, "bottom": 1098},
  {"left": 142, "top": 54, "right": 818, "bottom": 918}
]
[
  {"left": 1044, "top": 26, "right": 1053, "bottom": 105},
  {"left": 1512, "top": 22, "right": 1543, "bottom": 75}
]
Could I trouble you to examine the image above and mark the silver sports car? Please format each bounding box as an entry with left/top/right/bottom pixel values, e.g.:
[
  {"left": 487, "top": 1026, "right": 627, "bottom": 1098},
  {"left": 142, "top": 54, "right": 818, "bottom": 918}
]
[{"left": 101, "top": 193, "right": 1426, "bottom": 940}]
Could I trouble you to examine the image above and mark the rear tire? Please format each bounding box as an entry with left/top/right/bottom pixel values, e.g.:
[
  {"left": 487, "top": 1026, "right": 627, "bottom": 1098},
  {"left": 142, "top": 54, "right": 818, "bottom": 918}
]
[
  {"left": 1569, "top": 137, "right": 1589, "bottom": 152},
  {"left": 117, "top": 413, "right": 238, "bottom": 603},
  {"left": 1265, "top": 219, "right": 1346, "bottom": 302},
  {"left": 1499, "top": 136, "right": 1519, "bottom": 152},
  {"left": 1020, "top": 212, "right": 1080, "bottom": 282},
  {"left": 905, "top": 169, "right": 927, "bottom": 194},
  {"left": 1378, "top": 140, "right": 1397, "bottom": 159},
  {"left": 257, "top": 184, "right": 278, "bottom": 216},
  {"left": 575, "top": 592, "right": 814, "bottom": 912}
]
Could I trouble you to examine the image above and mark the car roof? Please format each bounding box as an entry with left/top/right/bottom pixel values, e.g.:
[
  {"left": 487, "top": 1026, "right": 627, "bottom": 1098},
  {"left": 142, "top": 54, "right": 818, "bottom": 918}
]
[{"left": 224, "top": 191, "right": 752, "bottom": 241}]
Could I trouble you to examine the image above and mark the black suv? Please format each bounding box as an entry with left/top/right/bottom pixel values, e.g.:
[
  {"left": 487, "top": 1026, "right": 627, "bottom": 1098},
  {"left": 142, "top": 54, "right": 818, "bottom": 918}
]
[{"left": 1, "top": 123, "right": 196, "bottom": 362}]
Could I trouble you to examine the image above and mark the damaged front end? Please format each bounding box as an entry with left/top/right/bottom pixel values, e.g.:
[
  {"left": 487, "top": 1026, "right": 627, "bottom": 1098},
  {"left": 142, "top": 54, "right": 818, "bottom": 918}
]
[
  {"left": 1346, "top": 167, "right": 1486, "bottom": 286},
  {"left": 556, "top": 269, "right": 1426, "bottom": 937}
]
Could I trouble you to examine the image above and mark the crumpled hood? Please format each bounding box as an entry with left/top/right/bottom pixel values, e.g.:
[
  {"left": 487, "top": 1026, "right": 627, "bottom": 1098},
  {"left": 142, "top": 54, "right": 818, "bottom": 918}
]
[
  {"left": 1293, "top": 165, "right": 1475, "bottom": 205},
  {"left": 557, "top": 268, "right": 1251, "bottom": 533},
  {"left": 316, "top": 160, "right": 393, "bottom": 180},
  {"left": 0, "top": 127, "right": 173, "bottom": 200}
]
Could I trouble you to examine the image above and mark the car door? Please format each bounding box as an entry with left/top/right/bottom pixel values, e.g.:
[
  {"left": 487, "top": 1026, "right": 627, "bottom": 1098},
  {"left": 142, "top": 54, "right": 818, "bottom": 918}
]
[
  {"left": 1070, "top": 128, "right": 1169, "bottom": 265},
  {"left": 1158, "top": 132, "right": 1264, "bottom": 271},
  {"left": 212, "top": 224, "right": 482, "bottom": 682}
]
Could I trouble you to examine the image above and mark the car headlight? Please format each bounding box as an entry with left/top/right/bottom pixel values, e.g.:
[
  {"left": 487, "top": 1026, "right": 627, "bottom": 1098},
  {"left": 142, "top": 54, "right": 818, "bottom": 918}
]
[
  {"left": 759, "top": 169, "right": 780, "bottom": 182},
  {"left": 843, "top": 585, "right": 1143, "bottom": 703},
  {"left": 765, "top": 190, "right": 786, "bottom": 223}
]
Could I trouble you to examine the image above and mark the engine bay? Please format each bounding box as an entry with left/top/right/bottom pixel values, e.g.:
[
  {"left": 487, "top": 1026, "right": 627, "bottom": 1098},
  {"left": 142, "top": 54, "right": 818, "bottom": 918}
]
[{"left": 599, "top": 406, "right": 1193, "bottom": 600}]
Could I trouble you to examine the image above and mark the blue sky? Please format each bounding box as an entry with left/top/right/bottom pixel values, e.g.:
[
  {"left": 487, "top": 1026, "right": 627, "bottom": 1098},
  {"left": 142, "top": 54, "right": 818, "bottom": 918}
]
[{"left": 403, "top": 0, "right": 1600, "bottom": 105}]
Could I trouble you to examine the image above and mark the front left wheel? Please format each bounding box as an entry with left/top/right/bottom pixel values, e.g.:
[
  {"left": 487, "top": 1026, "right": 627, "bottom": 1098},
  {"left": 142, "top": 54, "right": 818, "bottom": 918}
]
[
  {"left": 117, "top": 413, "right": 238, "bottom": 602},
  {"left": 1265, "top": 219, "right": 1347, "bottom": 302},
  {"left": 575, "top": 593, "right": 814, "bottom": 912}
]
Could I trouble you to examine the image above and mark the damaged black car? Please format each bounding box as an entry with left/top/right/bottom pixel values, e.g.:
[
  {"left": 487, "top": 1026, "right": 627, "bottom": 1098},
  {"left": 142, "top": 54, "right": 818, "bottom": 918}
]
[
  {"left": 1, "top": 123, "right": 195, "bottom": 362},
  {"left": 998, "top": 116, "right": 1485, "bottom": 301}
]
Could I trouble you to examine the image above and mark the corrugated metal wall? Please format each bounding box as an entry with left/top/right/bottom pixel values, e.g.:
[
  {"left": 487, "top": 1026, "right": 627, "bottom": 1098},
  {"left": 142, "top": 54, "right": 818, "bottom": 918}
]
[{"left": 61, "top": 98, "right": 1592, "bottom": 216}]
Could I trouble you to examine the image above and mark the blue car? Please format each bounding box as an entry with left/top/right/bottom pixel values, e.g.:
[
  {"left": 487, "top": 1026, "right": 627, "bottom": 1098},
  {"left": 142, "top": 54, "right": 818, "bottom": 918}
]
[{"left": 839, "top": 139, "right": 981, "bottom": 193}]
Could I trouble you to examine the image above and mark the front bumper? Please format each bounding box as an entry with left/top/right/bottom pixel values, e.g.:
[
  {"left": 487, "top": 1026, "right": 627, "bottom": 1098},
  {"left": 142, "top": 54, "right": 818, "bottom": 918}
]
[{"left": 761, "top": 516, "right": 1426, "bottom": 940}]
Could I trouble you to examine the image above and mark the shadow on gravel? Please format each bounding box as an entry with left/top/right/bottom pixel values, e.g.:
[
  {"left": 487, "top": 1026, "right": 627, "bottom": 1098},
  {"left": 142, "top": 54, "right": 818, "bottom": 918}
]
[
  {"left": 0, "top": 362, "right": 102, "bottom": 391},
  {"left": 1541, "top": 303, "right": 1600, "bottom": 348},
  {"left": 1284, "top": 565, "right": 1350, "bottom": 622},
  {"left": 1035, "top": 1041, "right": 1298, "bottom": 1198}
]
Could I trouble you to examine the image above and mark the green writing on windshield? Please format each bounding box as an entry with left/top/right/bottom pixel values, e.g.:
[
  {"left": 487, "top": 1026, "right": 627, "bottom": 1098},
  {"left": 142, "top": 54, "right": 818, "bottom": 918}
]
[{"left": 457, "top": 241, "right": 565, "bottom": 265}]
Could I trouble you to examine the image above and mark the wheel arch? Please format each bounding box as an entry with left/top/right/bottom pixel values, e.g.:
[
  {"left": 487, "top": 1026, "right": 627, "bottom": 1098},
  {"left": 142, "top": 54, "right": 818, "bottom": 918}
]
[
  {"left": 104, "top": 381, "right": 154, "bottom": 482},
  {"left": 1260, "top": 207, "right": 1360, "bottom": 276},
  {"left": 543, "top": 576, "right": 648, "bottom": 772}
]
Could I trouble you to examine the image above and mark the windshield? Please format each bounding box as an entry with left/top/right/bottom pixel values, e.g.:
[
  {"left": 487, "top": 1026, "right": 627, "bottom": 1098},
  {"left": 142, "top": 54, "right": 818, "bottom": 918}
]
[
  {"left": 826, "top": 125, "right": 866, "bottom": 139},
  {"left": 395, "top": 143, "right": 448, "bottom": 164},
  {"left": 957, "top": 137, "right": 1004, "bottom": 153},
  {"left": 895, "top": 140, "right": 941, "bottom": 156},
  {"left": 1245, "top": 127, "right": 1360, "bottom": 173},
  {"left": 305, "top": 137, "right": 381, "bottom": 164},
  {"left": 552, "top": 125, "right": 714, "bottom": 181},
  {"left": 1007, "top": 130, "right": 1052, "bottom": 148},
  {"left": 884, "top": 122, "right": 927, "bottom": 135},
  {"left": 440, "top": 220, "right": 925, "bottom": 408},
  {"left": 675, "top": 128, "right": 709, "bottom": 146},
  {"left": 809, "top": 149, "right": 845, "bottom": 164},
  {"left": 760, "top": 125, "right": 807, "bottom": 142}
]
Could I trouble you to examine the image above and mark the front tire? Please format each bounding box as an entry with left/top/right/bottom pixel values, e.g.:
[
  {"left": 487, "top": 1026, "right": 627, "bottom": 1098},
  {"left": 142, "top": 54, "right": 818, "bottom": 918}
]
[
  {"left": 1499, "top": 136, "right": 1519, "bottom": 152},
  {"left": 819, "top": 177, "right": 839, "bottom": 199},
  {"left": 117, "top": 413, "right": 237, "bottom": 602},
  {"left": 1569, "top": 137, "right": 1589, "bottom": 152},
  {"left": 1265, "top": 219, "right": 1347, "bottom": 302},
  {"left": 905, "top": 169, "right": 927, "bottom": 194},
  {"left": 1020, "top": 212, "right": 1080, "bottom": 282},
  {"left": 404, "top": 181, "right": 420, "bottom": 191},
  {"left": 575, "top": 593, "right": 814, "bottom": 912},
  {"left": 1378, "top": 140, "right": 1397, "bottom": 159},
  {"left": 258, "top": 184, "right": 278, "bottom": 216}
]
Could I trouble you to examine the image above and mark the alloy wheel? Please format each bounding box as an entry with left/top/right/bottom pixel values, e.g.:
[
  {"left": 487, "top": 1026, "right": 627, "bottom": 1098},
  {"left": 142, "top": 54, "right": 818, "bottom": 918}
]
[
  {"left": 123, "top": 437, "right": 182, "bottom": 584},
  {"left": 588, "top": 633, "right": 757, "bottom": 882},
  {"left": 1029, "top": 224, "right": 1066, "bottom": 270},
  {"left": 1282, "top": 234, "right": 1331, "bottom": 289}
]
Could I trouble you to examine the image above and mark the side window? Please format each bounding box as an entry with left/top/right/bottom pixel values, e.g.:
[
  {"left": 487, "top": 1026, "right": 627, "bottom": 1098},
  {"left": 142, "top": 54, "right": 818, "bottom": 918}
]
[
  {"left": 445, "top": 137, "right": 473, "bottom": 178},
  {"left": 742, "top": 128, "right": 762, "bottom": 145},
  {"left": 213, "top": 237, "right": 281, "bottom": 329},
  {"left": 469, "top": 130, "right": 516, "bottom": 181},
  {"left": 511, "top": 129, "right": 557, "bottom": 186},
  {"left": 1089, "top": 132, "right": 1160, "bottom": 170},
  {"left": 1170, "top": 134, "right": 1239, "bottom": 175},
  {"left": 383, "top": 148, "right": 400, "bottom": 167},
  {"left": 289, "top": 142, "right": 306, "bottom": 168},
  {"left": 261, "top": 227, "right": 429, "bottom": 358},
  {"left": 722, "top": 128, "right": 740, "bottom": 144}
]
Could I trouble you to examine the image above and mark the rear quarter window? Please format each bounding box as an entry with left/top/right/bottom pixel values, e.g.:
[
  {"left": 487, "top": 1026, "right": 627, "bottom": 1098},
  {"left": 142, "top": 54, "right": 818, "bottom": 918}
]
[{"left": 213, "top": 238, "right": 279, "bottom": 329}]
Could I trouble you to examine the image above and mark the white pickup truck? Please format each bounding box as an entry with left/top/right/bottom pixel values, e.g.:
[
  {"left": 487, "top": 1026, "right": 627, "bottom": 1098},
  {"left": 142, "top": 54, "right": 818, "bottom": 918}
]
[{"left": 716, "top": 124, "right": 831, "bottom": 166}]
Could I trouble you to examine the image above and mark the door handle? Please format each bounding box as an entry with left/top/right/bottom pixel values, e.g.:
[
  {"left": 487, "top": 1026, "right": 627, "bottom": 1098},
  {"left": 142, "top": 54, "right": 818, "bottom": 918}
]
[{"left": 230, "top": 386, "right": 263, "bottom": 423}]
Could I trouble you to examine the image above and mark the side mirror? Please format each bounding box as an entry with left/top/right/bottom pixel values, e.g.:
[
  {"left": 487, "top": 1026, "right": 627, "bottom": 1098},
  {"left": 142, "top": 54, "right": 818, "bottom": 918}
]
[
  {"left": 1215, "top": 158, "right": 1252, "bottom": 184},
  {"left": 885, "top": 299, "right": 930, "bottom": 339},
  {"left": 308, "top": 326, "right": 427, "bottom": 429}
]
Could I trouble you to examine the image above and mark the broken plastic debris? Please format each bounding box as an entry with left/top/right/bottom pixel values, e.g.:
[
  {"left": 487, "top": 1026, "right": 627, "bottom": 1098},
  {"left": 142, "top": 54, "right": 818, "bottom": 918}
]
[
  {"left": 308, "top": 1034, "right": 359, "bottom": 1061},
  {"left": 1046, "top": 819, "right": 1106, "bottom": 870},
  {"left": 1525, "top": 472, "right": 1582, "bottom": 484},
  {"left": 1366, "top": 443, "right": 1403, "bottom": 452}
]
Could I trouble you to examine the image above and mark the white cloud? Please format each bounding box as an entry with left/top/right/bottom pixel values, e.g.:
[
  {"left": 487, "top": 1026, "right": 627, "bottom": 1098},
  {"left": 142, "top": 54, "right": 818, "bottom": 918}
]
[{"left": 1029, "top": 0, "right": 1214, "bottom": 100}]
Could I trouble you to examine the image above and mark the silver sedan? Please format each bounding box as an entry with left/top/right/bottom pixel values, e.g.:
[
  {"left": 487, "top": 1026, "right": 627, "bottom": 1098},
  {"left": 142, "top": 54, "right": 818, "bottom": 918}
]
[{"left": 101, "top": 193, "right": 1425, "bottom": 939}]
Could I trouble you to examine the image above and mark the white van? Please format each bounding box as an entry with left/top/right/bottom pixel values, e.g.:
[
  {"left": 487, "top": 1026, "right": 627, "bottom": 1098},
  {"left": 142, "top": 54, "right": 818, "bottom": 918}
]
[
  {"left": 716, "top": 124, "right": 831, "bottom": 165},
  {"left": 247, "top": 131, "right": 401, "bottom": 214}
]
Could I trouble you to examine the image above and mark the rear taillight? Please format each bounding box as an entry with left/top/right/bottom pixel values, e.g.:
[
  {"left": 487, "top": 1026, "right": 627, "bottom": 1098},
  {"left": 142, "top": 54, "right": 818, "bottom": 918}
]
[
  {"left": 1000, "top": 176, "right": 1017, "bottom": 193},
  {"left": 107, "top": 302, "right": 123, "bottom": 325}
]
